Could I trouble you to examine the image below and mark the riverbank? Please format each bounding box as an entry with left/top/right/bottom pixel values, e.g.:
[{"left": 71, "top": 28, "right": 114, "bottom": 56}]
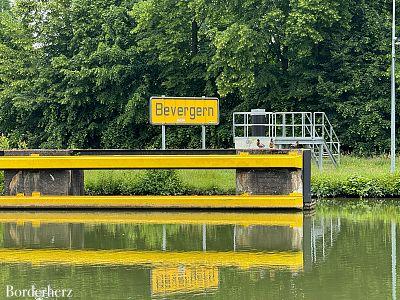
[
  {"left": 84, "top": 156, "right": 400, "bottom": 198},
  {"left": 311, "top": 156, "right": 400, "bottom": 198}
]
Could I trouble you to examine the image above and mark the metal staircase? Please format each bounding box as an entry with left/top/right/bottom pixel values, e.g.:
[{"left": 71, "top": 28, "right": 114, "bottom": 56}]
[{"left": 232, "top": 111, "right": 340, "bottom": 169}]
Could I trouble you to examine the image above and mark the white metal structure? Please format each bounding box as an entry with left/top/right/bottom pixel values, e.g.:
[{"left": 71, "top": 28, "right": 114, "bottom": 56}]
[{"left": 233, "top": 111, "right": 340, "bottom": 169}]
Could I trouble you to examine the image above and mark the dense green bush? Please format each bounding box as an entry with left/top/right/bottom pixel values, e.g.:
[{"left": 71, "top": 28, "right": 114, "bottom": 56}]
[
  {"left": 86, "top": 170, "right": 188, "bottom": 196},
  {"left": 312, "top": 175, "right": 400, "bottom": 199},
  {"left": 85, "top": 169, "right": 235, "bottom": 196},
  {"left": 133, "top": 170, "right": 186, "bottom": 195}
]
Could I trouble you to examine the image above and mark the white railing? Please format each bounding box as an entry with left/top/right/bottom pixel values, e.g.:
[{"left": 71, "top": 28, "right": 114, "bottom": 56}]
[{"left": 233, "top": 111, "right": 341, "bottom": 168}]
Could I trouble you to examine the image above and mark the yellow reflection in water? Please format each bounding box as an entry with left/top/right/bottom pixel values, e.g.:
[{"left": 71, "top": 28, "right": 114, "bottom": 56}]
[
  {"left": 0, "top": 249, "right": 303, "bottom": 270},
  {"left": 151, "top": 265, "right": 219, "bottom": 296},
  {"left": 0, "top": 211, "right": 303, "bottom": 227}
]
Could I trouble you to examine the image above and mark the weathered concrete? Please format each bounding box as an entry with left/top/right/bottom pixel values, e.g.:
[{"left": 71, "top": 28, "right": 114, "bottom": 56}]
[
  {"left": 236, "top": 168, "right": 302, "bottom": 195},
  {"left": 4, "top": 150, "right": 84, "bottom": 196},
  {"left": 235, "top": 149, "right": 304, "bottom": 196}
]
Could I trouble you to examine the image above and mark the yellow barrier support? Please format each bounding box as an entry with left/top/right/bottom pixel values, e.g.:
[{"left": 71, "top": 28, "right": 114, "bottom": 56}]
[
  {"left": 0, "top": 193, "right": 303, "bottom": 209},
  {"left": 0, "top": 153, "right": 303, "bottom": 169},
  {"left": 0, "top": 212, "right": 303, "bottom": 227},
  {"left": 0, "top": 249, "right": 303, "bottom": 270}
]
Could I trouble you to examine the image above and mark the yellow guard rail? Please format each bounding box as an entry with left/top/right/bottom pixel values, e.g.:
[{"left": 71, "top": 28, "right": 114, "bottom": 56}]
[{"left": 0, "top": 152, "right": 303, "bottom": 169}]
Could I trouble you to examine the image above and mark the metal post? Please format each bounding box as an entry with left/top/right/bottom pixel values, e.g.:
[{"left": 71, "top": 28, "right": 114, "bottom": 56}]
[
  {"left": 312, "top": 218, "right": 316, "bottom": 262},
  {"left": 312, "top": 112, "right": 315, "bottom": 139},
  {"left": 202, "top": 125, "right": 206, "bottom": 149},
  {"left": 246, "top": 114, "right": 249, "bottom": 137},
  {"left": 321, "top": 218, "right": 325, "bottom": 260},
  {"left": 161, "top": 125, "right": 166, "bottom": 150},
  {"left": 319, "top": 144, "right": 323, "bottom": 171},
  {"left": 233, "top": 225, "right": 237, "bottom": 252},
  {"left": 232, "top": 114, "right": 236, "bottom": 138},
  {"left": 162, "top": 224, "right": 166, "bottom": 251},
  {"left": 391, "top": 0, "right": 397, "bottom": 174},
  {"left": 202, "top": 224, "right": 206, "bottom": 251},
  {"left": 282, "top": 114, "right": 286, "bottom": 137},
  {"left": 392, "top": 221, "right": 397, "bottom": 300},
  {"left": 292, "top": 113, "right": 295, "bottom": 137}
]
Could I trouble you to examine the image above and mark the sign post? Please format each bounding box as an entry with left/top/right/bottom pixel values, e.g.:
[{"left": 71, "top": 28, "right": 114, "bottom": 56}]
[
  {"left": 202, "top": 125, "right": 206, "bottom": 149},
  {"left": 161, "top": 125, "right": 166, "bottom": 150},
  {"left": 150, "top": 96, "right": 220, "bottom": 149}
]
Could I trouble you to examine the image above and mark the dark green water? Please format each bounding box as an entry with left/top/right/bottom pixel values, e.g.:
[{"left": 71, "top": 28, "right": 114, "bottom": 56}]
[{"left": 0, "top": 200, "right": 399, "bottom": 299}]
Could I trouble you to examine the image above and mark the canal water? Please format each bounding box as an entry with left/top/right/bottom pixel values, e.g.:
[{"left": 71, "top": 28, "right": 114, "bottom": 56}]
[{"left": 0, "top": 199, "right": 399, "bottom": 299}]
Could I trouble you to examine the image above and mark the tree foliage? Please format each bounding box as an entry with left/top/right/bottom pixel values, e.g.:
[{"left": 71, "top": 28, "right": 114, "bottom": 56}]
[{"left": 0, "top": 0, "right": 395, "bottom": 154}]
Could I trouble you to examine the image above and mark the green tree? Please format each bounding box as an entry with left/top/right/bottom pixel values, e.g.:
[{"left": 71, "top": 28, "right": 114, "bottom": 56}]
[{"left": 0, "top": 0, "right": 396, "bottom": 154}]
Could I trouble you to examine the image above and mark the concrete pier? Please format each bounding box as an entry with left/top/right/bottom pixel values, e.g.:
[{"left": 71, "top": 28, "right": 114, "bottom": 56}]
[
  {"left": 4, "top": 150, "right": 84, "bottom": 196},
  {"left": 236, "top": 149, "right": 313, "bottom": 209},
  {"left": 236, "top": 168, "right": 302, "bottom": 195}
]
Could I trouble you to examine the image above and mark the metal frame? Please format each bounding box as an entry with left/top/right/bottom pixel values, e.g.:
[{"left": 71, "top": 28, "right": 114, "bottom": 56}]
[{"left": 233, "top": 111, "right": 341, "bottom": 169}]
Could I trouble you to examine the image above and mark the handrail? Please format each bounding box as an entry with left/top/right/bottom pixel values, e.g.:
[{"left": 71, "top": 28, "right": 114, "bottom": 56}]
[{"left": 233, "top": 111, "right": 341, "bottom": 167}]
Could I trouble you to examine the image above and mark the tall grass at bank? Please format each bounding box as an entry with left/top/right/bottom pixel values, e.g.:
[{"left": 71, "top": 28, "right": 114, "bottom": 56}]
[
  {"left": 85, "top": 169, "right": 188, "bottom": 195},
  {"left": 85, "top": 169, "right": 235, "bottom": 195},
  {"left": 312, "top": 156, "right": 400, "bottom": 198},
  {"left": 84, "top": 156, "right": 400, "bottom": 198}
]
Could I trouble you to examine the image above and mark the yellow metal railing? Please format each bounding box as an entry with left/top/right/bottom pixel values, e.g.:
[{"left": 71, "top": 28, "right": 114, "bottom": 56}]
[
  {"left": 0, "top": 152, "right": 303, "bottom": 169},
  {"left": 0, "top": 193, "right": 303, "bottom": 209}
]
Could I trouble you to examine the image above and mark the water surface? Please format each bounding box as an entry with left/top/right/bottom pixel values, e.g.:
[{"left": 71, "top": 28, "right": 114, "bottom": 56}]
[{"left": 0, "top": 200, "right": 398, "bottom": 299}]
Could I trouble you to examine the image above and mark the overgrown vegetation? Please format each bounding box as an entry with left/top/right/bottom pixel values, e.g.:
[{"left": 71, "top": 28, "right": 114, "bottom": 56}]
[
  {"left": 85, "top": 169, "right": 235, "bottom": 195},
  {"left": 312, "top": 156, "right": 400, "bottom": 198},
  {"left": 0, "top": 0, "right": 395, "bottom": 154}
]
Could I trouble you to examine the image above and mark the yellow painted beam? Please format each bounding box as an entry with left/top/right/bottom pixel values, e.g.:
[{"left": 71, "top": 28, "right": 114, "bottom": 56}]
[
  {"left": 0, "top": 194, "right": 303, "bottom": 209},
  {"left": 0, "top": 153, "right": 303, "bottom": 169},
  {"left": 0, "top": 212, "right": 303, "bottom": 227},
  {"left": 0, "top": 249, "right": 303, "bottom": 270}
]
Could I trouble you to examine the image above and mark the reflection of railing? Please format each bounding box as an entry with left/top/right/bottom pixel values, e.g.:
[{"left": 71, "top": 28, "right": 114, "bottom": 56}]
[
  {"left": 310, "top": 217, "right": 342, "bottom": 263},
  {"left": 0, "top": 249, "right": 304, "bottom": 270},
  {"left": 151, "top": 266, "right": 219, "bottom": 296},
  {"left": 233, "top": 111, "right": 341, "bottom": 169}
]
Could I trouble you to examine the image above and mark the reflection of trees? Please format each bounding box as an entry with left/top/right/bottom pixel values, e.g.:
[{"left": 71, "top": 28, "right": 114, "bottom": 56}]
[
  {"left": 84, "top": 224, "right": 206, "bottom": 251},
  {"left": 1, "top": 222, "right": 303, "bottom": 252},
  {"left": 4, "top": 223, "right": 84, "bottom": 249}
]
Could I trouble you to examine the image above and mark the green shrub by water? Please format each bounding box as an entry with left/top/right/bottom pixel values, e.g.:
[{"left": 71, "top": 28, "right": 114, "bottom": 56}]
[
  {"left": 311, "top": 156, "right": 400, "bottom": 198},
  {"left": 312, "top": 174, "right": 400, "bottom": 198}
]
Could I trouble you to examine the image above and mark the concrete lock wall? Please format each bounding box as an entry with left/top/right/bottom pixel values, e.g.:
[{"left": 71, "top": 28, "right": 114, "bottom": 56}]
[
  {"left": 4, "top": 150, "right": 84, "bottom": 196},
  {"left": 235, "top": 149, "right": 305, "bottom": 197},
  {"left": 236, "top": 168, "right": 302, "bottom": 195}
]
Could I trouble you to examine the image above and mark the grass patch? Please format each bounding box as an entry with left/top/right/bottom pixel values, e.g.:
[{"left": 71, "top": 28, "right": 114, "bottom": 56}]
[
  {"left": 312, "top": 156, "right": 400, "bottom": 198},
  {"left": 85, "top": 169, "right": 235, "bottom": 195},
  {"left": 177, "top": 169, "right": 235, "bottom": 194}
]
